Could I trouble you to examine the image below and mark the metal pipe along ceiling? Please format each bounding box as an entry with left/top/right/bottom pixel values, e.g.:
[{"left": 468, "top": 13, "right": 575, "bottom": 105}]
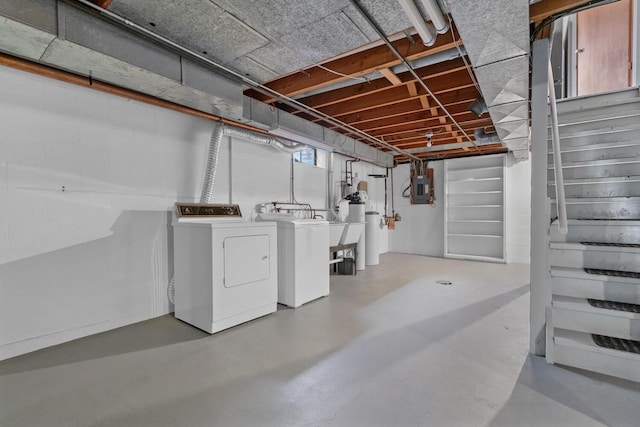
[
  {"left": 73, "top": 0, "right": 420, "bottom": 161},
  {"left": 351, "top": 0, "right": 480, "bottom": 152}
]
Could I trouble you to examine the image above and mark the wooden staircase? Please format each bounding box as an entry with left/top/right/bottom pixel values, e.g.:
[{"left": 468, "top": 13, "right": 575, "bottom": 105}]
[{"left": 545, "top": 88, "right": 640, "bottom": 382}]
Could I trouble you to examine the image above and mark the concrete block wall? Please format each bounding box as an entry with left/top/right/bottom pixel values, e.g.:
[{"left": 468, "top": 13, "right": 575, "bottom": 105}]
[{"left": 0, "top": 64, "right": 374, "bottom": 360}]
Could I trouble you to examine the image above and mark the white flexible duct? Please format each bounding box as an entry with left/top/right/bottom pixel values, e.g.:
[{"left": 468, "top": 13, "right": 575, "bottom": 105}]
[
  {"left": 200, "top": 122, "right": 225, "bottom": 203},
  {"left": 200, "top": 123, "right": 306, "bottom": 204}
]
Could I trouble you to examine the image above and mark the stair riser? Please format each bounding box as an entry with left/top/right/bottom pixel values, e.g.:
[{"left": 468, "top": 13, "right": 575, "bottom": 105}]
[
  {"left": 550, "top": 223, "right": 640, "bottom": 244},
  {"left": 552, "top": 307, "right": 640, "bottom": 341},
  {"left": 549, "top": 128, "right": 640, "bottom": 148},
  {"left": 548, "top": 162, "right": 640, "bottom": 180},
  {"left": 555, "top": 102, "right": 640, "bottom": 123},
  {"left": 552, "top": 344, "right": 640, "bottom": 382},
  {"left": 551, "top": 202, "right": 640, "bottom": 220},
  {"left": 549, "top": 248, "right": 640, "bottom": 272},
  {"left": 556, "top": 88, "right": 640, "bottom": 113},
  {"left": 548, "top": 145, "right": 640, "bottom": 163},
  {"left": 550, "top": 116, "right": 640, "bottom": 138},
  {"left": 553, "top": 276, "right": 640, "bottom": 305},
  {"left": 549, "top": 181, "right": 640, "bottom": 198}
]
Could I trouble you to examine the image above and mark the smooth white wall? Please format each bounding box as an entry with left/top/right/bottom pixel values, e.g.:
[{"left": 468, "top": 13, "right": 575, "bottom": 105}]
[
  {"left": 0, "top": 65, "right": 326, "bottom": 359},
  {"left": 389, "top": 161, "right": 445, "bottom": 257},
  {"left": 505, "top": 153, "right": 532, "bottom": 263}
]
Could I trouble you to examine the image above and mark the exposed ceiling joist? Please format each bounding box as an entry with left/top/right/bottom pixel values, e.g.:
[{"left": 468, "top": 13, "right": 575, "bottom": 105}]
[
  {"left": 529, "top": 0, "right": 596, "bottom": 22},
  {"left": 380, "top": 68, "right": 402, "bottom": 85},
  {"left": 245, "top": 28, "right": 462, "bottom": 102}
]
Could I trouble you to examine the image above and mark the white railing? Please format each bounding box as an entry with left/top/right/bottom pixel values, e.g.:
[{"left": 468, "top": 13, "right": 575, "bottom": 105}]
[{"left": 547, "top": 61, "right": 568, "bottom": 235}]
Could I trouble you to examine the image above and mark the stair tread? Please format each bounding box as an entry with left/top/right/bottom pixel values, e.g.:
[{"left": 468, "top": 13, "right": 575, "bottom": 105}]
[
  {"left": 553, "top": 295, "right": 640, "bottom": 319},
  {"left": 551, "top": 266, "right": 640, "bottom": 284},
  {"left": 550, "top": 196, "right": 640, "bottom": 204},
  {"left": 550, "top": 241, "right": 640, "bottom": 254},
  {"left": 547, "top": 140, "right": 640, "bottom": 155},
  {"left": 549, "top": 176, "right": 640, "bottom": 187},
  {"left": 555, "top": 219, "right": 640, "bottom": 226},
  {"left": 555, "top": 91, "right": 640, "bottom": 112},
  {"left": 548, "top": 157, "right": 640, "bottom": 169},
  {"left": 555, "top": 109, "right": 640, "bottom": 127},
  {"left": 554, "top": 329, "right": 640, "bottom": 362}
]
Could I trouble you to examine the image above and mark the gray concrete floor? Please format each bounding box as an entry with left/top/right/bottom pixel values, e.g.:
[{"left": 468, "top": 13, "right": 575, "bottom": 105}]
[{"left": 1, "top": 253, "right": 639, "bottom": 427}]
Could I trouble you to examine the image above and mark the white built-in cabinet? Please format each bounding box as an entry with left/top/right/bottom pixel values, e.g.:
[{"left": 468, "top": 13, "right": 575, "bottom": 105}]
[{"left": 444, "top": 154, "right": 506, "bottom": 262}]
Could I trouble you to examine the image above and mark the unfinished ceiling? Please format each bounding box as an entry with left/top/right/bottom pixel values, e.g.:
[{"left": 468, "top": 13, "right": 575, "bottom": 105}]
[{"left": 0, "top": 1, "right": 594, "bottom": 163}]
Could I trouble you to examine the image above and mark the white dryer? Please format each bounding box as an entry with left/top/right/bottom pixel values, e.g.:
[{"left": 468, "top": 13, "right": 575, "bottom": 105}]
[
  {"left": 257, "top": 213, "right": 329, "bottom": 308},
  {"left": 173, "top": 203, "right": 278, "bottom": 333}
]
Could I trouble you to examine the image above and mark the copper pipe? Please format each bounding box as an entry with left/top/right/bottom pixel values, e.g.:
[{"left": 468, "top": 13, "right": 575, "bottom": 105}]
[{"left": 0, "top": 53, "right": 265, "bottom": 134}]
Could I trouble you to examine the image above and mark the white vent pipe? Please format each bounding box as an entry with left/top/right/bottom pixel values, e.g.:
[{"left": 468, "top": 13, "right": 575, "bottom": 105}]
[
  {"left": 419, "top": 0, "right": 449, "bottom": 34},
  {"left": 200, "top": 123, "right": 306, "bottom": 203}
]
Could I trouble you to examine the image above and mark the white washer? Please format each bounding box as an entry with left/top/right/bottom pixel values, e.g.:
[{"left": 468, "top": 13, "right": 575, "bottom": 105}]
[
  {"left": 173, "top": 203, "right": 278, "bottom": 333},
  {"left": 257, "top": 213, "right": 329, "bottom": 308}
]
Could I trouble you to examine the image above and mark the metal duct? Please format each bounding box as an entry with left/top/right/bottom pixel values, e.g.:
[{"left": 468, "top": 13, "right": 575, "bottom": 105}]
[
  {"left": 474, "top": 128, "right": 500, "bottom": 143},
  {"left": 200, "top": 123, "right": 305, "bottom": 203},
  {"left": 223, "top": 126, "right": 306, "bottom": 154}
]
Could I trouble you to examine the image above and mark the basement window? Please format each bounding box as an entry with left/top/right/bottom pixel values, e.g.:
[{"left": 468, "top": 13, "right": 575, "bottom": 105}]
[{"left": 294, "top": 147, "right": 317, "bottom": 166}]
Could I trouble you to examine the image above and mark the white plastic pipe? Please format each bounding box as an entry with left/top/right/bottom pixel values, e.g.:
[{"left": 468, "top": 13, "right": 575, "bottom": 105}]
[
  {"left": 548, "top": 61, "right": 568, "bottom": 235},
  {"left": 419, "top": 0, "right": 449, "bottom": 34},
  {"left": 398, "top": 0, "right": 436, "bottom": 46}
]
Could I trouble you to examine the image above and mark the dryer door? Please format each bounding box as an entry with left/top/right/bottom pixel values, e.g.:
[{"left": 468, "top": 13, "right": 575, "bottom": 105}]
[{"left": 223, "top": 234, "right": 271, "bottom": 287}]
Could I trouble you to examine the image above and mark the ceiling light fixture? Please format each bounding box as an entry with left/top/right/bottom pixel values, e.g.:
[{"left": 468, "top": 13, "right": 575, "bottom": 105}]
[
  {"left": 398, "top": 0, "right": 436, "bottom": 46},
  {"left": 425, "top": 130, "right": 433, "bottom": 147},
  {"left": 419, "top": 0, "right": 449, "bottom": 34}
]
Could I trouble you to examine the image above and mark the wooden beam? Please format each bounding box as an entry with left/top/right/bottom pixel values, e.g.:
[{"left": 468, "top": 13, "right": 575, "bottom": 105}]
[
  {"left": 329, "top": 86, "right": 481, "bottom": 127},
  {"left": 418, "top": 94, "right": 431, "bottom": 111},
  {"left": 292, "top": 57, "right": 468, "bottom": 110},
  {"left": 88, "top": 0, "right": 113, "bottom": 7},
  {"left": 529, "top": 0, "right": 593, "bottom": 22},
  {"left": 317, "top": 70, "right": 474, "bottom": 117},
  {"left": 406, "top": 81, "right": 418, "bottom": 97},
  {"left": 246, "top": 29, "right": 462, "bottom": 102},
  {"left": 380, "top": 68, "right": 402, "bottom": 85},
  {"left": 365, "top": 112, "right": 481, "bottom": 136}
]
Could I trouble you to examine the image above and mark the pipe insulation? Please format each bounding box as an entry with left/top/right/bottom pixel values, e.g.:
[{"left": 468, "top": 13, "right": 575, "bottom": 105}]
[{"left": 200, "top": 123, "right": 306, "bottom": 203}]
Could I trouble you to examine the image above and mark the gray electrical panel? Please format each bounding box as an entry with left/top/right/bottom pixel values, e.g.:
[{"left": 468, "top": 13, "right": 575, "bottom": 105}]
[{"left": 411, "top": 175, "right": 431, "bottom": 204}]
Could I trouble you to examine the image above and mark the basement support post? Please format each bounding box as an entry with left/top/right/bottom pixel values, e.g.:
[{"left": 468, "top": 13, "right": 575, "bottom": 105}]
[{"left": 530, "top": 39, "right": 552, "bottom": 356}]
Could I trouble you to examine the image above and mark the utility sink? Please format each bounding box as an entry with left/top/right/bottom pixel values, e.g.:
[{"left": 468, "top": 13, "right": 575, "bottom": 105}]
[{"left": 329, "top": 222, "right": 364, "bottom": 247}]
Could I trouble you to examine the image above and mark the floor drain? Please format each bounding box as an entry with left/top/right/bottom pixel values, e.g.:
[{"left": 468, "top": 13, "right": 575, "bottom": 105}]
[{"left": 436, "top": 280, "right": 452, "bottom": 285}]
